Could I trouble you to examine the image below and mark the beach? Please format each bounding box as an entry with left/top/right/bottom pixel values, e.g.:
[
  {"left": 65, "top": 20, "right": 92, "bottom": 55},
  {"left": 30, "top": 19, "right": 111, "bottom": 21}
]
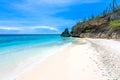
[
  {"left": 14, "top": 38, "right": 120, "bottom": 80},
  {"left": 0, "top": 35, "right": 73, "bottom": 80},
  {"left": 1, "top": 0, "right": 120, "bottom": 80}
]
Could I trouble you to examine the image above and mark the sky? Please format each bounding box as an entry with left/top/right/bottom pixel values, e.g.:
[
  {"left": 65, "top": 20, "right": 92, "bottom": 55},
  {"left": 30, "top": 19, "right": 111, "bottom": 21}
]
[{"left": 0, "top": 0, "right": 120, "bottom": 34}]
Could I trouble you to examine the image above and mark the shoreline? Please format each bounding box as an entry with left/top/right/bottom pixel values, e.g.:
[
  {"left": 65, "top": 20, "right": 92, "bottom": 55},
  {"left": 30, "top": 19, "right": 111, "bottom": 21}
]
[
  {"left": 10, "top": 38, "right": 120, "bottom": 80},
  {"left": 4, "top": 42, "right": 72, "bottom": 80},
  {"left": 14, "top": 39, "right": 106, "bottom": 80}
]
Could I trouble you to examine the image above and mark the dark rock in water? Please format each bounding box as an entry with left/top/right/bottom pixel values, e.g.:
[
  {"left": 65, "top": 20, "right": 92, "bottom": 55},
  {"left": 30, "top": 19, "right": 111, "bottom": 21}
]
[{"left": 61, "top": 28, "right": 71, "bottom": 37}]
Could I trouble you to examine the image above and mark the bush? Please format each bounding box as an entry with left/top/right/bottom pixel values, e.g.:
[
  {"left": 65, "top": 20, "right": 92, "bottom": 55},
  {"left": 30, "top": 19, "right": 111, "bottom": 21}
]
[
  {"left": 108, "top": 20, "right": 120, "bottom": 35},
  {"left": 115, "top": 6, "right": 120, "bottom": 12},
  {"left": 109, "top": 20, "right": 120, "bottom": 28},
  {"left": 85, "top": 29, "right": 96, "bottom": 33}
]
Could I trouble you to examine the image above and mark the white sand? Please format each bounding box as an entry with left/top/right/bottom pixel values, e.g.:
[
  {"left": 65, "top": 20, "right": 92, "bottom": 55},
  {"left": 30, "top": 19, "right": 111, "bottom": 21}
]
[
  {"left": 15, "top": 38, "right": 120, "bottom": 80},
  {"left": 86, "top": 38, "right": 120, "bottom": 80}
]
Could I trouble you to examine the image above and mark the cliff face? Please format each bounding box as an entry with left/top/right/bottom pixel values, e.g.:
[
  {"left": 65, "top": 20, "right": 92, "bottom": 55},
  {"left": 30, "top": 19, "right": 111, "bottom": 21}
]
[
  {"left": 64, "top": 10, "right": 120, "bottom": 39},
  {"left": 61, "top": 2, "right": 120, "bottom": 39},
  {"left": 71, "top": 17, "right": 109, "bottom": 37}
]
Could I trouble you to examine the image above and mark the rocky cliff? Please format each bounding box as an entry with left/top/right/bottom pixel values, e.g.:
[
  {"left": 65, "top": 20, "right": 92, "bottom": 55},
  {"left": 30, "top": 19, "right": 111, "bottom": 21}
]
[{"left": 61, "top": 5, "right": 120, "bottom": 39}]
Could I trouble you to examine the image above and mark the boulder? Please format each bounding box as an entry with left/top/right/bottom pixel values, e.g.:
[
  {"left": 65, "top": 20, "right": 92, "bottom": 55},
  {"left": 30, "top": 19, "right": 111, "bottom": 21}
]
[
  {"left": 61, "top": 28, "right": 71, "bottom": 37},
  {"left": 80, "top": 33, "right": 97, "bottom": 38},
  {"left": 110, "top": 11, "right": 120, "bottom": 21}
]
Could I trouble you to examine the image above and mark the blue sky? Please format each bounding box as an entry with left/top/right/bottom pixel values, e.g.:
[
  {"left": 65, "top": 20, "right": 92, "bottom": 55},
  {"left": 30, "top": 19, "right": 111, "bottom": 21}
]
[{"left": 0, "top": 0, "right": 120, "bottom": 34}]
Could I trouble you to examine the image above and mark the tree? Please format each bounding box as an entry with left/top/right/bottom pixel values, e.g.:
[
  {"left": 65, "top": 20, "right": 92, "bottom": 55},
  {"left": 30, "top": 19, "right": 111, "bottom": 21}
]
[
  {"left": 91, "top": 14, "right": 95, "bottom": 19},
  {"left": 103, "top": 7, "right": 109, "bottom": 16},
  {"left": 110, "top": 0, "right": 118, "bottom": 12}
]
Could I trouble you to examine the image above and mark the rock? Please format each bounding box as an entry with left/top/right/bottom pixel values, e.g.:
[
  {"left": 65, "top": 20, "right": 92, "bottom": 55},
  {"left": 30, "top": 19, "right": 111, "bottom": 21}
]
[
  {"left": 62, "top": 7, "right": 120, "bottom": 39},
  {"left": 71, "top": 16, "right": 109, "bottom": 37},
  {"left": 79, "top": 31, "right": 120, "bottom": 39},
  {"left": 110, "top": 11, "right": 120, "bottom": 21},
  {"left": 100, "top": 33, "right": 107, "bottom": 38},
  {"left": 96, "top": 33, "right": 102, "bottom": 38},
  {"left": 80, "top": 33, "right": 97, "bottom": 38},
  {"left": 79, "top": 33, "right": 84, "bottom": 38},
  {"left": 111, "top": 33, "right": 117, "bottom": 39},
  {"left": 115, "top": 30, "right": 120, "bottom": 39},
  {"left": 80, "top": 33, "right": 108, "bottom": 39},
  {"left": 61, "top": 28, "right": 71, "bottom": 37},
  {"left": 110, "top": 30, "right": 120, "bottom": 39}
]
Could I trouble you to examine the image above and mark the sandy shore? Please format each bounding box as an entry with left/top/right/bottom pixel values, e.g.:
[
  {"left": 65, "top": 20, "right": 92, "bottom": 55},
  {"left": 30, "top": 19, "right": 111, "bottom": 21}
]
[{"left": 15, "top": 38, "right": 120, "bottom": 80}]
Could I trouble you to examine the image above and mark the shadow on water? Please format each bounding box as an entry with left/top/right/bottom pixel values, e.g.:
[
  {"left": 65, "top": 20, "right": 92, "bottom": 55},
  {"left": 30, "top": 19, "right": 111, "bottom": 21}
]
[
  {"left": 72, "top": 39, "right": 87, "bottom": 45},
  {"left": 61, "top": 37, "right": 87, "bottom": 45},
  {"left": 61, "top": 37, "right": 74, "bottom": 43}
]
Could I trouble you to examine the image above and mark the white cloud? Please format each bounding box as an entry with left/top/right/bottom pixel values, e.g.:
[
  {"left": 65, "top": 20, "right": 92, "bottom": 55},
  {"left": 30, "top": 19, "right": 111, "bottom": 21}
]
[
  {"left": 0, "top": 0, "right": 102, "bottom": 34},
  {"left": 0, "top": 26, "right": 58, "bottom": 31},
  {"left": 31, "top": 26, "right": 58, "bottom": 31},
  {"left": 0, "top": 26, "right": 23, "bottom": 31}
]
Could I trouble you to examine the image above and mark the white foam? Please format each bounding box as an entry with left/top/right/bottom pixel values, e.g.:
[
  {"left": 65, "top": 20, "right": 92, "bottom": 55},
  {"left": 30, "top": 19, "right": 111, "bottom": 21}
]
[{"left": 5, "top": 42, "right": 72, "bottom": 80}]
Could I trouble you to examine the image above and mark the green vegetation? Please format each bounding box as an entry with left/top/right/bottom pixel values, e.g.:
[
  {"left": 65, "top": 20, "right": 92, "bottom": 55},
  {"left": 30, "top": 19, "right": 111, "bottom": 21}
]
[
  {"left": 115, "top": 6, "right": 120, "bottom": 12},
  {"left": 70, "top": 0, "right": 120, "bottom": 37},
  {"left": 75, "top": 0, "right": 119, "bottom": 26},
  {"left": 91, "top": 0, "right": 118, "bottom": 20},
  {"left": 107, "top": 20, "right": 120, "bottom": 35},
  {"left": 109, "top": 20, "right": 120, "bottom": 28},
  {"left": 94, "top": 15, "right": 103, "bottom": 20},
  {"left": 85, "top": 29, "right": 96, "bottom": 33}
]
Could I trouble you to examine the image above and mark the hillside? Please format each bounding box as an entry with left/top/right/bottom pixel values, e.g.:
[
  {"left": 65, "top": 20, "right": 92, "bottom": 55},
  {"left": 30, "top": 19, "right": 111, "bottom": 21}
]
[{"left": 61, "top": 0, "right": 120, "bottom": 39}]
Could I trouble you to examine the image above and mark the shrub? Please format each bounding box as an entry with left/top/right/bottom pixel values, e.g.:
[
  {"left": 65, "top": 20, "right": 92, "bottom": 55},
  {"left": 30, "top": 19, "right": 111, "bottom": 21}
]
[
  {"left": 85, "top": 29, "right": 96, "bottom": 33},
  {"left": 115, "top": 6, "right": 120, "bottom": 12},
  {"left": 109, "top": 20, "right": 120, "bottom": 28},
  {"left": 108, "top": 20, "right": 120, "bottom": 35}
]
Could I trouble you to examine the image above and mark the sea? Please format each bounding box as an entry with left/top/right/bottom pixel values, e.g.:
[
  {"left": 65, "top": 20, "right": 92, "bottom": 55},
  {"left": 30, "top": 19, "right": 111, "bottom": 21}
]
[{"left": 0, "top": 34, "right": 74, "bottom": 80}]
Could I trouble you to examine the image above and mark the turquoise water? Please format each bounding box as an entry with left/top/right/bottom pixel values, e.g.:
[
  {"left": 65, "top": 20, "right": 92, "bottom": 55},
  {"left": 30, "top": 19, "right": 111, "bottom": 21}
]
[{"left": 0, "top": 34, "right": 74, "bottom": 80}]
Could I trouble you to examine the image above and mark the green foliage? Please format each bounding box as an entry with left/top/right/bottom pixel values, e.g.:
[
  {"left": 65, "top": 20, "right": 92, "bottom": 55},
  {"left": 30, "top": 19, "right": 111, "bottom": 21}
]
[
  {"left": 108, "top": 20, "right": 120, "bottom": 35},
  {"left": 85, "top": 29, "right": 96, "bottom": 33},
  {"left": 72, "top": 0, "right": 120, "bottom": 35},
  {"left": 115, "top": 6, "right": 120, "bottom": 12},
  {"left": 102, "top": 6, "right": 110, "bottom": 16},
  {"left": 75, "top": 22, "right": 82, "bottom": 27},
  {"left": 95, "top": 15, "right": 103, "bottom": 20},
  {"left": 89, "top": 15, "right": 95, "bottom": 20},
  {"left": 109, "top": 20, "right": 120, "bottom": 28}
]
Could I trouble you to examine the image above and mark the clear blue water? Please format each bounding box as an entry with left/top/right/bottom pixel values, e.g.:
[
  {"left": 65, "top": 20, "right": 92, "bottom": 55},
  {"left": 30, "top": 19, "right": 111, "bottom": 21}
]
[{"left": 0, "top": 34, "right": 74, "bottom": 80}]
